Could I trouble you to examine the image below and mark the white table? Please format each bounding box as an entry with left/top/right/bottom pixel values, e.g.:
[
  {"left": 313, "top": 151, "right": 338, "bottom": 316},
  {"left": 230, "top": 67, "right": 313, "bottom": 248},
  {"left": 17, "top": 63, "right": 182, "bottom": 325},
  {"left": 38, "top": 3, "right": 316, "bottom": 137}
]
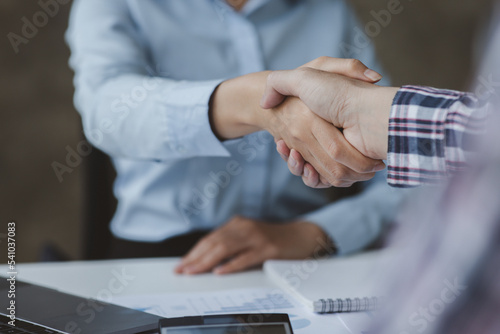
[
  {"left": 1, "top": 258, "right": 274, "bottom": 299},
  {"left": 1, "top": 258, "right": 368, "bottom": 333}
]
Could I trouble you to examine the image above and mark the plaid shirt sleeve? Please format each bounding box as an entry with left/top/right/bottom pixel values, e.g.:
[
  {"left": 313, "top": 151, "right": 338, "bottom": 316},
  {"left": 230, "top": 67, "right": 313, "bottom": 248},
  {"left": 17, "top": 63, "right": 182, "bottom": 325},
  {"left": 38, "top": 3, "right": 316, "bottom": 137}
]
[{"left": 387, "top": 85, "right": 490, "bottom": 187}]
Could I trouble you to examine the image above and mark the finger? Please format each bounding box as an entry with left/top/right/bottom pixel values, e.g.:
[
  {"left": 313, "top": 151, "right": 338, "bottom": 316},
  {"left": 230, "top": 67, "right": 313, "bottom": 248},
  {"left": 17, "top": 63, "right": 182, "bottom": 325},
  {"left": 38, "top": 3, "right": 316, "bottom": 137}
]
[
  {"left": 288, "top": 149, "right": 305, "bottom": 176},
  {"left": 213, "top": 250, "right": 265, "bottom": 275},
  {"left": 183, "top": 240, "right": 246, "bottom": 275},
  {"left": 175, "top": 230, "right": 225, "bottom": 273},
  {"left": 311, "top": 120, "right": 386, "bottom": 174},
  {"left": 174, "top": 238, "right": 215, "bottom": 273},
  {"left": 298, "top": 133, "right": 376, "bottom": 187},
  {"left": 300, "top": 57, "right": 382, "bottom": 83},
  {"left": 276, "top": 139, "right": 291, "bottom": 161},
  {"left": 299, "top": 145, "right": 357, "bottom": 187},
  {"left": 302, "top": 163, "right": 331, "bottom": 189}
]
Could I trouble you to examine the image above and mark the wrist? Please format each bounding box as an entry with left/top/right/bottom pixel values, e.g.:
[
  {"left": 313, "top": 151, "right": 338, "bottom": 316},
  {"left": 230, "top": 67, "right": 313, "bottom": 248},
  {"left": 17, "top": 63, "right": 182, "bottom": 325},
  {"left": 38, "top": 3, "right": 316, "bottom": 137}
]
[
  {"left": 353, "top": 84, "right": 399, "bottom": 160},
  {"left": 292, "top": 221, "right": 337, "bottom": 257},
  {"left": 239, "top": 71, "right": 273, "bottom": 131},
  {"left": 209, "top": 71, "right": 271, "bottom": 140}
]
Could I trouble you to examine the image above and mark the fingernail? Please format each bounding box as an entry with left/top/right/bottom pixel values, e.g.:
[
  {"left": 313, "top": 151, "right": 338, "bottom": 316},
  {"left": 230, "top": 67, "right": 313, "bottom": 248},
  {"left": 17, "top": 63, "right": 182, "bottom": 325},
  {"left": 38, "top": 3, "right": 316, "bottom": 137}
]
[
  {"left": 289, "top": 156, "right": 297, "bottom": 167},
  {"left": 279, "top": 153, "right": 288, "bottom": 161},
  {"left": 364, "top": 69, "right": 382, "bottom": 81},
  {"left": 304, "top": 167, "right": 310, "bottom": 178},
  {"left": 373, "top": 161, "right": 386, "bottom": 172}
]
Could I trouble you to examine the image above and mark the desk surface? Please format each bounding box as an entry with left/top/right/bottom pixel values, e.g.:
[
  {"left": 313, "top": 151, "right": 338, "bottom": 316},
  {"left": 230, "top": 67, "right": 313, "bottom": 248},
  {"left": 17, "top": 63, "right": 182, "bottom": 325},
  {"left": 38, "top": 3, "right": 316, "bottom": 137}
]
[
  {"left": 0, "top": 258, "right": 273, "bottom": 300},
  {"left": 1, "top": 258, "right": 371, "bottom": 333}
]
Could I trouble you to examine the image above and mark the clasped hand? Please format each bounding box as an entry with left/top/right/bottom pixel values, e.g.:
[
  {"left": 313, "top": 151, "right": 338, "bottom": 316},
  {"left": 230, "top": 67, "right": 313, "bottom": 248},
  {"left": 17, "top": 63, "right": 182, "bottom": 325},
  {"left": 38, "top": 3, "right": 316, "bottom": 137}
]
[{"left": 261, "top": 57, "right": 399, "bottom": 188}]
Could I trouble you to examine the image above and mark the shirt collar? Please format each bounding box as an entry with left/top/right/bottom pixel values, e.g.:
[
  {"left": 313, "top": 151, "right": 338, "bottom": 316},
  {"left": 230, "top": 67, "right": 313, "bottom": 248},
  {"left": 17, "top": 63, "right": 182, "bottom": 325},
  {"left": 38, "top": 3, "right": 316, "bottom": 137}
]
[
  {"left": 239, "top": 0, "right": 271, "bottom": 16},
  {"left": 213, "top": 0, "right": 274, "bottom": 17}
]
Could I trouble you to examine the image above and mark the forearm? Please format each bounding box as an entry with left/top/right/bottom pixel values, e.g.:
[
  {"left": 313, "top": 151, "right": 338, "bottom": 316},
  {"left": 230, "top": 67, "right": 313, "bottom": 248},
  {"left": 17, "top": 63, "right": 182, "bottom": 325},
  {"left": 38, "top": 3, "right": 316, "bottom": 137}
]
[
  {"left": 349, "top": 84, "right": 399, "bottom": 160},
  {"left": 68, "top": 0, "right": 236, "bottom": 161},
  {"left": 76, "top": 74, "right": 231, "bottom": 160}
]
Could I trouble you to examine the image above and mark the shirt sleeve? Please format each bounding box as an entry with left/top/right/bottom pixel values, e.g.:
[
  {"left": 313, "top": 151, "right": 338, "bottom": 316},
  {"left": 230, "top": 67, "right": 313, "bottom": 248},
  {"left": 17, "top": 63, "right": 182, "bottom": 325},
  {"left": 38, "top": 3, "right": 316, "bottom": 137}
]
[
  {"left": 387, "top": 85, "right": 490, "bottom": 187},
  {"left": 301, "top": 174, "right": 411, "bottom": 255},
  {"left": 66, "top": 0, "right": 230, "bottom": 161}
]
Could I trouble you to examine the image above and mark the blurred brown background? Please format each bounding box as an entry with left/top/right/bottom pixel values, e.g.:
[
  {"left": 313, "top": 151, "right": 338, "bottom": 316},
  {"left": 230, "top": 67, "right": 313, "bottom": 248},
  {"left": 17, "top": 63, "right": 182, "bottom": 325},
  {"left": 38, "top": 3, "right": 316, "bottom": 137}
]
[{"left": 0, "top": 0, "right": 493, "bottom": 262}]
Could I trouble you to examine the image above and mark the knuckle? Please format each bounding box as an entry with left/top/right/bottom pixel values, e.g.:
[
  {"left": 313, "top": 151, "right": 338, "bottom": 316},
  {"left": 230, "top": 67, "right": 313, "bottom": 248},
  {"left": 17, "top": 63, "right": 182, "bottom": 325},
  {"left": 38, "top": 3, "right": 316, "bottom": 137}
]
[
  {"left": 296, "top": 66, "right": 313, "bottom": 79},
  {"left": 266, "top": 71, "right": 277, "bottom": 85},
  {"left": 214, "top": 242, "right": 228, "bottom": 254},
  {"left": 229, "top": 216, "right": 243, "bottom": 225},
  {"left": 204, "top": 239, "right": 216, "bottom": 249},
  {"left": 302, "top": 175, "right": 316, "bottom": 188},
  {"left": 347, "top": 58, "right": 363, "bottom": 70},
  {"left": 330, "top": 179, "right": 347, "bottom": 187},
  {"left": 239, "top": 218, "right": 254, "bottom": 230},
  {"left": 289, "top": 127, "right": 303, "bottom": 141},
  {"left": 198, "top": 236, "right": 212, "bottom": 246},
  {"left": 265, "top": 244, "right": 280, "bottom": 258},
  {"left": 328, "top": 168, "right": 349, "bottom": 184},
  {"left": 314, "top": 56, "right": 329, "bottom": 66},
  {"left": 335, "top": 167, "right": 350, "bottom": 180},
  {"left": 327, "top": 142, "right": 341, "bottom": 160}
]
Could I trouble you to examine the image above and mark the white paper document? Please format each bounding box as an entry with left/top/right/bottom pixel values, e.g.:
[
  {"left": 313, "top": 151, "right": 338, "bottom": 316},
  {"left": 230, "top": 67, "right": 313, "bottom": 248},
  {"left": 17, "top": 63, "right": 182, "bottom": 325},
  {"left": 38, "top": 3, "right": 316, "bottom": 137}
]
[{"left": 114, "top": 288, "right": 372, "bottom": 333}]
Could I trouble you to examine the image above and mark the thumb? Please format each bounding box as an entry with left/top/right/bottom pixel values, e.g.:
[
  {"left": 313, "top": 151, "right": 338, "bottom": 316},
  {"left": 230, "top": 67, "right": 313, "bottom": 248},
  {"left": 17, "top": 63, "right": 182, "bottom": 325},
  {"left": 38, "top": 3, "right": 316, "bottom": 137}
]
[
  {"left": 260, "top": 70, "right": 303, "bottom": 109},
  {"left": 301, "top": 57, "right": 382, "bottom": 83}
]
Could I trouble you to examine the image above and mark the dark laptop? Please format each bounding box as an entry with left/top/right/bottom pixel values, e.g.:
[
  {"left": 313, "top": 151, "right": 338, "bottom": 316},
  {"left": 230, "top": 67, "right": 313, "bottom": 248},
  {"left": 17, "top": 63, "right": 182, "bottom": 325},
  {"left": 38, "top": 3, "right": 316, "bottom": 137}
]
[{"left": 0, "top": 278, "right": 163, "bottom": 334}]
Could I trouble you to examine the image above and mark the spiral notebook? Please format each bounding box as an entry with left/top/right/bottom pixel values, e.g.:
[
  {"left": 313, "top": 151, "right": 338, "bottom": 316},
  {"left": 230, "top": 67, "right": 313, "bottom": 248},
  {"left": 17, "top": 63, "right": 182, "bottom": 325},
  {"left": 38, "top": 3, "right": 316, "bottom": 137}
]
[{"left": 263, "top": 250, "right": 389, "bottom": 314}]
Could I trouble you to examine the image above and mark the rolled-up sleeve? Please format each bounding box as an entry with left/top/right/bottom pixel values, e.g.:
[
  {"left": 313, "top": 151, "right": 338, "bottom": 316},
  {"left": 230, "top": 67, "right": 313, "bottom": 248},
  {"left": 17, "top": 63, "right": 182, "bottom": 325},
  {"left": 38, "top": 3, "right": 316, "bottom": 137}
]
[
  {"left": 66, "top": 0, "right": 230, "bottom": 161},
  {"left": 388, "top": 85, "right": 490, "bottom": 187}
]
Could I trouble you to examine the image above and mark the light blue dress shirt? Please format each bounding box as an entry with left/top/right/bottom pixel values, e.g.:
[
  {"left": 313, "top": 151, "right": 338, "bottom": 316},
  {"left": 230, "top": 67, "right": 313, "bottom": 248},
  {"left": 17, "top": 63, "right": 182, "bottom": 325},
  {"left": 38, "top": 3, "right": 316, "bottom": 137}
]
[{"left": 66, "top": 0, "right": 405, "bottom": 255}]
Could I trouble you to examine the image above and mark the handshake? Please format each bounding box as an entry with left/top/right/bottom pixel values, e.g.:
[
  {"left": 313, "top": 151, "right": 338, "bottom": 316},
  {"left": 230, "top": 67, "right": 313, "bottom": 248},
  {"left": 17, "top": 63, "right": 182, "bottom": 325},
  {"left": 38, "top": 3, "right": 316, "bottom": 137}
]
[{"left": 211, "top": 57, "right": 400, "bottom": 188}]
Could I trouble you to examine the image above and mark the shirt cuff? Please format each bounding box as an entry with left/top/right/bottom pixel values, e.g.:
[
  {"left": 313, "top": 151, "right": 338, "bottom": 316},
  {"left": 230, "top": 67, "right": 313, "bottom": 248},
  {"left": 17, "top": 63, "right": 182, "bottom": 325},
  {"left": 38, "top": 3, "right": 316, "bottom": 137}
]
[
  {"left": 302, "top": 206, "right": 377, "bottom": 256},
  {"left": 387, "top": 85, "right": 457, "bottom": 187},
  {"left": 300, "top": 181, "right": 404, "bottom": 255},
  {"left": 160, "top": 79, "right": 231, "bottom": 159}
]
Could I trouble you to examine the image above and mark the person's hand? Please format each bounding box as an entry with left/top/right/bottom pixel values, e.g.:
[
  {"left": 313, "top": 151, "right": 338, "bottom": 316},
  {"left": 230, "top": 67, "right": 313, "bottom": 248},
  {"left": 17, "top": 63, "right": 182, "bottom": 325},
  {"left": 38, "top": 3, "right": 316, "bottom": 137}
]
[
  {"left": 261, "top": 57, "right": 399, "bottom": 187},
  {"left": 261, "top": 96, "right": 385, "bottom": 187},
  {"left": 174, "top": 216, "right": 334, "bottom": 275},
  {"left": 261, "top": 57, "right": 399, "bottom": 161},
  {"left": 210, "top": 58, "right": 387, "bottom": 187}
]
